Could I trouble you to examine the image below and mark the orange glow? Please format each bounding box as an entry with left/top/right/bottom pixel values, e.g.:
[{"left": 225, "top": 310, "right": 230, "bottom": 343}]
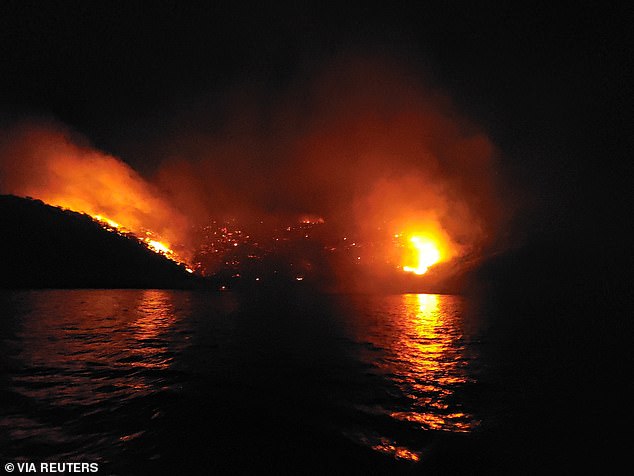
[
  {"left": 89, "top": 216, "right": 188, "bottom": 266},
  {"left": 371, "top": 440, "right": 421, "bottom": 462},
  {"left": 402, "top": 235, "right": 442, "bottom": 275},
  {"left": 299, "top": 215, "right": 325, "bottom": 224},
  {"left": 144, "top": 239, "right": 173, "bottom": 256},
  {"left": 94, "top": 215, "right": 120, "bottom": 229},
  {"left": 93, "top": 210, "right": 187, "bottom": 265},
  {"left": 0, "top": 122, "right": 193, "bottom": 268},
  {"left": 92, "top": 213, "right": 185, "bottom": 265}
]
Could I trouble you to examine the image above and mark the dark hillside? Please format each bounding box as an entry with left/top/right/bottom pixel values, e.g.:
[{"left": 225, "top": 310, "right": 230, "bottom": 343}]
[{"left": 0, "top": 195, "right": 196, "bottom": 289}]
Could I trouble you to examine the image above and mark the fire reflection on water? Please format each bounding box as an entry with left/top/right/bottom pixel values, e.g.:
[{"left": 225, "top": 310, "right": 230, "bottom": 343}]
[
  {"left": 349, "top": 293, "right": 479, "bottom": 461},
  {"left": 130, "top": 290, "right": 178, "bottom": 371},
  {"left": 2, "top": 290, "right": 188, "bottom": 459},
  {"left": 389, "top": 294, "right": 474, "bottom": 432},
  {"left": 2, "top": 290, "right": 481, "bottom": 467}
]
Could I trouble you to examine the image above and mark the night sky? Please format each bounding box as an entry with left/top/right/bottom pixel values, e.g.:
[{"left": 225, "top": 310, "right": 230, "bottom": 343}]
[{"left": 1, "top": 2, "right": 630, "bottom": 253}]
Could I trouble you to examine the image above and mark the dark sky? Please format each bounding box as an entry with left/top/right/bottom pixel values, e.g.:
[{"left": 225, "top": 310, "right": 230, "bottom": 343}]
[
  {"left": 1, "top": 1, "right": 630, "bottom": 243},
  {"left": 1, "top": 3, "right": 624, "bottom": 138}
]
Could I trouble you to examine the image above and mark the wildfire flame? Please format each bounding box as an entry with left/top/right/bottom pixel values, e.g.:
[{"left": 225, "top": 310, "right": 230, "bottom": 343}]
[
  {"left": 0, "top": 121, "right": 194, "bottom": 270},
  {"left": 93, "top": 215, "right": 120, "bottom": 230},
  {"left": 402, "top": 235, "right": 442, "bottom": 275},
  {"left": 92, "top": 214, "right": 190, "bottom": 270},
  {"left": 92, "top": 212, "right": 186, "bottom": 266},
  {"left": 145, "top": 239, "right": 172, "bottom": 255}
]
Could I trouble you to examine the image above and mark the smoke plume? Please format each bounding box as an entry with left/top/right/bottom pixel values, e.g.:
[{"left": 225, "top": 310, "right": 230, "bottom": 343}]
[
  {"left": 0, "top": 54, "right": 508, "bottom": 285},
  {"left": 0, "top": 119, "right": 191, "bottom": 259},
  {"left": 152, "top": 54, "right": 506, "bottom": 263}
]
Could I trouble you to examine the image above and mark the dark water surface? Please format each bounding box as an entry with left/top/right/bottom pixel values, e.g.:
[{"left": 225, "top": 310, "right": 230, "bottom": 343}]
[{"left": 1, "top": 289, "right": 497, "bottom": 474}]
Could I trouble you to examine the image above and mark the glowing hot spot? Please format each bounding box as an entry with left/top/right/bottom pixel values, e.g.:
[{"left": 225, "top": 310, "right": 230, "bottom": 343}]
[
  {"left": 93, "top": 215, "right": 120, "bottom": 229},
  {"left": 403, "top": 236, "right": 441, "bottom": 275},
  {"left": 92, "top": 214, "right": 179, "bottom": 263},
  {"left": 145, "top": 239, "right": 173, "bottom": 256},
  {"left": 92, "top": 215, "right": 175, "bottom": 260}
]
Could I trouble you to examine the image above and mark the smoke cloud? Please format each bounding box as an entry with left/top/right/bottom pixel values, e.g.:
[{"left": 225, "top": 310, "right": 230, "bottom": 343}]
[
  {"left": 0, "top": 119, "right": 191, "bottom": 258},
  {"left": 0, "top": 54, "right": 508, "bottom": 285},
  {"left": 152, "top": 54, "right": 506, "bottom": 261}
]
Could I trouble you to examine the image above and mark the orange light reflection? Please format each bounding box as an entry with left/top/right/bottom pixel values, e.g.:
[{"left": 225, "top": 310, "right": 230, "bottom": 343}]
[
  {"left": 387, "top": 294, "right": 477, "bottom": 433},
  {"left": 348, "top": 293, "right": 479, "bottom": 462},
  {"left": 6, "top": 290, "right": 188, "bottom": 453}
]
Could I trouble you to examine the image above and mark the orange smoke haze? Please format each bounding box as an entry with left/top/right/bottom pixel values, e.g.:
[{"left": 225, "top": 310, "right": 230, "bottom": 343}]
[
  {"left": 0, "top": 120, "right": 192, "bottom": 262},
  {"left": 151, "top": 54, "right": 506, "bottom": 278},
  {"left": 0, "top": 54, "right": 508, "bottom": 287}
]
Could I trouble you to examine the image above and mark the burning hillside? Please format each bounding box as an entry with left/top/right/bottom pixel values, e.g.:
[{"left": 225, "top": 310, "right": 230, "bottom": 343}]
[
  {"left": 0, "top": 195, "right": 195, "bottom": 289},
  {"left": 0, "top": 120, "right": 192, "bottom": 267},
  {"left": 0, "top": 57, "right": 507, "bottom": 291}
]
